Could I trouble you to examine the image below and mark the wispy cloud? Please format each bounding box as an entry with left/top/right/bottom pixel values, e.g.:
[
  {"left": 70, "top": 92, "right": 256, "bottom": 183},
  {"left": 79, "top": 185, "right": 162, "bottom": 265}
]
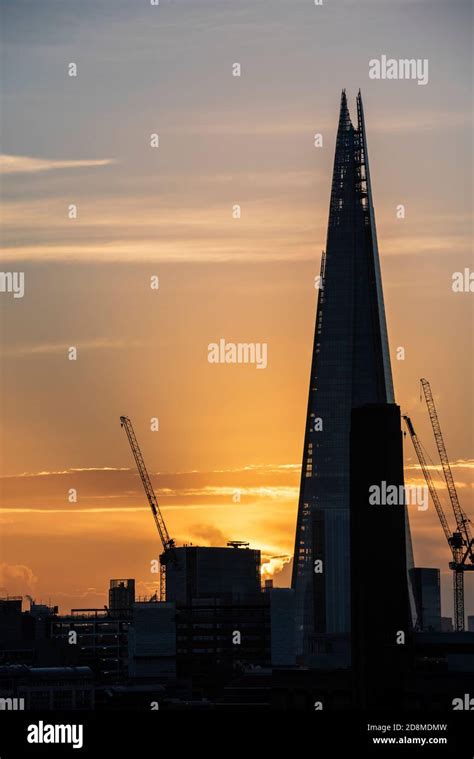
[
  {"left": 0, "top": 154, "right": 116, "bottom": 175},
  {"left": 0, "top": 508, "right": 149, "bottom": 514},
  {"left": 2, "top": 463, "right": 301, "bottom": 480},
  {"left": 3, "top": 338, "right": 142, "bottom": 359},
  {"left": 154, "top": 485, "right": 299, "bottom": 500},
  {"left": 406, "top": 459, "right": 474, "bottom": 471},
  {"left": 4, "top": 467, "right": 131, "bottom": 479}
]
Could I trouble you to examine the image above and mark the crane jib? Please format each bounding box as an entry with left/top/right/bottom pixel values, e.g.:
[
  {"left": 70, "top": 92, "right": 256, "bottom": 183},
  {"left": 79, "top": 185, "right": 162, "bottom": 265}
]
[{"left": 119, "top": 415, "right": 174, "bottom": 554}]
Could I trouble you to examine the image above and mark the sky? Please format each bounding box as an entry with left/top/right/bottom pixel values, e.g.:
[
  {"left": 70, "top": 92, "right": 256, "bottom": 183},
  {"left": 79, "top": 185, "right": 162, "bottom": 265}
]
[{"left": 0, "top": 0, "right": 472, "bottom": 618}]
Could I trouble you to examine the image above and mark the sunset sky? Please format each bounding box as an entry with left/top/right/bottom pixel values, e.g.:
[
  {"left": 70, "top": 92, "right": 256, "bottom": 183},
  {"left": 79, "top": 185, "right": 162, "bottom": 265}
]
[{"left": 1, "top": 0, "right": 472, "bottom": 619}]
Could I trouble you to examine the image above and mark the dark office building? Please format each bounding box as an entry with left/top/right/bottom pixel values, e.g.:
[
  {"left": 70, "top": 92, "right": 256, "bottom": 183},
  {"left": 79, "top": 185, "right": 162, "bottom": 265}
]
[
  {"left": 268, "top": 587, "right": 296, "bottom": 667},
  {"left": 128, "top": 602, "right": 176, "bottom": 680},
  {"left": 350, "top": 403, "right": 412, "bottom": 708},
  {"left": 0, "top": 598, "right": 23, "bottom": 642},
  {"left": 0, "top": 665, "right": 94, "bottom": 710},
  {"left": 0, "top": 598, "right": 67, "bottom": 668},
  {"left": 50, "top": 609, "right": 130, "bottom": 683},
  {"left": 176, "top": 596, "right": 271, "bottom": 678},
  {"left": 291, "top": 90, "right": 414, "bottom": 665},
  {"left": 410, "top": 568, "right": 442, "bottom": 632},
  {"left": 166, "top": 545, "right": 261, "bottom": 604}
]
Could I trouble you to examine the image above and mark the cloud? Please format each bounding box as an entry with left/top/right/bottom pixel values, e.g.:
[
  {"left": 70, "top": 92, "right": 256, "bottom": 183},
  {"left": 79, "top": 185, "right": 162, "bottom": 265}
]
[
  {"left": 47, "top": 587, "right": 104, "bottom": 600},
  {"left": 261, "top": 553, "right": 292, "bottom": 579},
  {"left": 0, "top": 463, "right": 300, "bottom": 514},
  {"left": 0, "top": 562, "right": 38, "bottom": 596},
  {"left": 2, "top": 463, "right": 301, "bottom": 482},
  {"left": 3, "top": 338, "right": 142, "bottom": 358},
  {"left": 188, "top": 524, "right": 228, "bottom": 546},
  {"left": 0, "top": 154, "right": 116, "bottom": 175},
  {"left": 6, "top": 467, "right": 130, "bottom": 479},
  {"left": 154, "top": 485, "right": 299, "bottom": 500},
  {"left": 1, "top": 508, "right": 149, "bottom": 514},
  {"left": 406, "top": 459, "right": 474, "bottom": 471}
]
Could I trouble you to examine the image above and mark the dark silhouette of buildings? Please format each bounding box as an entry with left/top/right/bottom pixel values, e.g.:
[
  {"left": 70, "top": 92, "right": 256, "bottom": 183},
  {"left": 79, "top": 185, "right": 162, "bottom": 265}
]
[
  {"left": 50, "top": 608, "right": 130, "bottom": 683},
  {"left": 0, "top": 665, "right": 94, "bottom": 710},
  {"left": 109, "top": 579, "right": 135, "bottom": 616}
]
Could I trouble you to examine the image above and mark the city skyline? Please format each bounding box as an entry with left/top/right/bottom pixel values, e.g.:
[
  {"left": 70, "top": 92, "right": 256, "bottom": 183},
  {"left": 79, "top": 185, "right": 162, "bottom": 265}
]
[{"left": 1, "top": 0, "right": 472, "bottom": 621}]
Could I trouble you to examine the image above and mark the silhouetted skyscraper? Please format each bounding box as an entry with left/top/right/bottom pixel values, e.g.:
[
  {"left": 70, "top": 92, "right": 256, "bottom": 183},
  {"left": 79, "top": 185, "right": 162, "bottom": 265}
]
[
  {"left": 350, "top": 403, "right": 412, "bottom": 706},
  {"left": 292, "top": 90, "right": 413, "bottom": 665}
]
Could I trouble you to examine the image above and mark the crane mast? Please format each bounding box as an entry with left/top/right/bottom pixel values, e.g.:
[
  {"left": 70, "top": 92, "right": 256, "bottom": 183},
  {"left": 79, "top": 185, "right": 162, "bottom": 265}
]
[
  {"left": 420, "top": 378, "right": 473, "bottom": 556},
  {"left": 402, "top": 416, "right": 452, "bottom": 546},
  {"left": 120, "top": 415, "right": 177, "bottom": 600}
]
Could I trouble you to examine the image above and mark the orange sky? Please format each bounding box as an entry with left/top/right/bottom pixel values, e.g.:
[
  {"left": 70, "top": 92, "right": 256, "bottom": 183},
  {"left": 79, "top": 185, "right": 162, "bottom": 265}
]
[{"left": 0, "top": 0, "right": 472, "bottom": 619}]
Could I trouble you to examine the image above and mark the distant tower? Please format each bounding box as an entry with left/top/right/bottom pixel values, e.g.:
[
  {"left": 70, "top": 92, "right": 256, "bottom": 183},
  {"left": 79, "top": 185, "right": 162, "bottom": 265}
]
[
  {"left": 410, "top": 568, "right": 442, "bottom": 632},
  {"left": 292, "top": 90, "right": 413, "bottom": 665}
]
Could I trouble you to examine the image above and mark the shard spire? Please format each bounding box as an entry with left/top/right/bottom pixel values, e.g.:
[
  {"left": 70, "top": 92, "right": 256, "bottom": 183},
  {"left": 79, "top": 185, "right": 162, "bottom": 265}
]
[
  {"left": 356, "top": 90, "right": 394, "bottom": 403},
  {"left": 292, "top": 91, "right": 403, "bottom": 665}
]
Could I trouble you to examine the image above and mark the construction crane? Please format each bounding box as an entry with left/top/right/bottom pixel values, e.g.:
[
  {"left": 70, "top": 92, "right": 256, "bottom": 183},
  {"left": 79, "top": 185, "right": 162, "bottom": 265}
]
[
  {"left": 403, "top": 416, "right": 452, "bottom": 546},
  {"left": 403, "top": 381, "right": 473, "bottom": 632},
  {"left": 420, "top": 379, "right": 473, "bottom": 558},
  {"left": 403, "top": 415, "right": 465, "bottom": 630},
  {"left": 120, "top": 416, "right": 177, "bottom": 600}
]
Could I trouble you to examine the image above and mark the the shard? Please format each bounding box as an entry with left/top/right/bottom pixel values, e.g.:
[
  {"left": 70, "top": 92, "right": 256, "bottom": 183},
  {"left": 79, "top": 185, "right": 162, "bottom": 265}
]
[{"left": 292, "top": 90, "right": 414, "bottom": 665}]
